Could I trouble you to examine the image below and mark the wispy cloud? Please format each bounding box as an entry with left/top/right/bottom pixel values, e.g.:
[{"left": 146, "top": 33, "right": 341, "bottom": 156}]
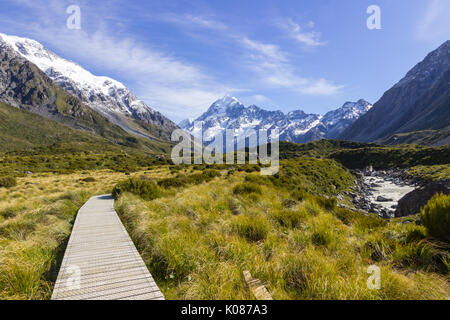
[
  {"left": 1, "top": 1, "right": 232, "bottom": 121},
  {"left": 158, "top": 13, "right": 228, "bottom": 31},
  {"left": 164, "top": 14, "right": 339, "bottom": 96},
  {"left": 239, "top": 37, "right": 341, "bottom": 95},
  {"left": 300, "top": 79, "right": 344, "bottom": 96},
  {"left": 417, "top": 0, "right": 450, "bottom": 41},
  {"left": 1, "top": 1, "right": 343, "bottom": 120},
  {"left": 280, "top": 18, "right": 327, "bottom": 47},
  {"left": 240, "top": 37, "right": 288, "bottom": 62}
]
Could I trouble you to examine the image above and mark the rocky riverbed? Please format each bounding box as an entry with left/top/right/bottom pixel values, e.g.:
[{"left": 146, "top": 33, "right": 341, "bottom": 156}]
[{"left": 349, "top": 167, "right": 422, "bottom": 218}]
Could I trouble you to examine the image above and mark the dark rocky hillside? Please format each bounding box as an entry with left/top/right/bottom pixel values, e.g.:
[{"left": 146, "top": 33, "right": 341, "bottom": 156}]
[{"left": 340, "top": 41, "right": 450, "bottom": 145}]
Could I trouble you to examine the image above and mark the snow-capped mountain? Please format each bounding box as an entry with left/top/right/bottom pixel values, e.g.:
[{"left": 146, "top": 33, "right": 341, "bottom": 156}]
[
  {"left": 0, "top": 33, "right": 177, "bottom": 140},
  {"left": 180, "top": 95, "right": 372, "bottom": 145}
]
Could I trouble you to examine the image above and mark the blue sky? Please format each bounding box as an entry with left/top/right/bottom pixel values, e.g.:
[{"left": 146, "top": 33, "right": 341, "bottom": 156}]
[{"left": 0, "top": 0, "right": 449, "bottom": 122}]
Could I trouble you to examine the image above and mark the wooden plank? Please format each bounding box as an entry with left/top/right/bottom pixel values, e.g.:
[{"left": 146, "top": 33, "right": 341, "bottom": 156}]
[
  {"left": 243, "top": 270, "right": 273, "bottom": 300},
  {"left": 51, "top": 194, "right": 164, "bottom": 300}
]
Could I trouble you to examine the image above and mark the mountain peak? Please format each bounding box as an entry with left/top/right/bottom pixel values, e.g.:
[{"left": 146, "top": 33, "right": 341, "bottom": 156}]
[
  {"left": 212, "top": 95, "right": 241, "bottom": 108},
  {"left": 341, "top": 99, "right": 372, "bottom": 110},
  {"left": 181, "top": 97, "right": 371, "bottom": 144},
  {"left": 0, "top": 32, "right": 178, "bottom": 140},
  {"left": 339, "top": 40, "right": 450, "bottom": 143},
  {"left": 394, "top": 39, "right": 450, "bottom": 89},
  {"left": 202, "top": 95, "right": 244, "bottom": 117}
]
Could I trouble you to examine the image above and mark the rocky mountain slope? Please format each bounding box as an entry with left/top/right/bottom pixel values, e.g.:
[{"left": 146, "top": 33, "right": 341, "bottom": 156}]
[
  {"left": 0, "top": 33, "right": 178, "bottom": 141},
  {"left": 339, "top": 40, "right": 450, "bottom": 145},
  {"left": 0, "top": 38, "right": 172, "bottom": 154},
  {"left": 180, "top": 95, "right": 371, "bottom": 145}
]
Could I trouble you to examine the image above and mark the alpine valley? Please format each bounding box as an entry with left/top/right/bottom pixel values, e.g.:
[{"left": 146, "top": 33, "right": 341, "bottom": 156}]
[{"left": 0, "top": 26, "right": 449, "bottom": 303}]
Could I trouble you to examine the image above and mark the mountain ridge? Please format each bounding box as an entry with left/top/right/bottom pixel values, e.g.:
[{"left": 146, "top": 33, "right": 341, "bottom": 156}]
[
  {"left": 339, "top": 40, "right": 450, "bottom": 144},
  {"left": 0, "top": 33, "right": 178, "bottom": 141},
  {"left": 0, "top": 36, "right": 172, "bottom": 154},
  {"left": 180, "top": 95, "right": 372, "bottom": 144}
]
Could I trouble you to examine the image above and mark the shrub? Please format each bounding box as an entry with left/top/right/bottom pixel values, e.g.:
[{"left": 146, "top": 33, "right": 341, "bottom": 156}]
[
  {"left": 393, "top": 240, "right": 449, "bottom": 273},
  {"left": 202, "top": 169, "right": 221, "bottom": 179},
  {"left": 333, "top": 207, "right": 387, "bottom": 230},
  {"left": 315, "top": 197, "right": 337, "bottom": 211},
  {"left": 421, "top": 193, "right": 450, "bottom": 242},
  {"left": 311, "top": 231, "right": 331, "bottom": 247},
  {"left": 237, "top": 164, "right": 260, "bottom": 173},
  {"left": 271, "top": 210, "right": 305, "bottom": 228},
  {"left": 158, "top": 177, "right": 187, "bottom": 189},
  {"left": 231, "top": 215, "right": 269, "bottom": 242},
  {"left": 291, "top": 189, "right": 308, "bottom": 202},
  {"left": 159, "top": 170, "right": 221, "bottom": 189},
  {"left": 405, "top": 229, "right": 426, "bottom": 243},
  {"left": 112, "top": 178, "right": 162, "bottom": 201},
  {"left": 245, "top": 165, "right": 261, "bottom": 173},
  {"left": 244, "top": 175, "right": 270, "bottom": 185},
  {"left": 0, "top": 176, "right": 17, "bottom": 188},
  {"left": 363, "top": 237, "right": 394, "bottom": 262},
  {"left": 233, "top": 183, "right": 262, "bottom": 195},
  {"left": 0, "top": 207, "right": 17, "bottom": 219}
]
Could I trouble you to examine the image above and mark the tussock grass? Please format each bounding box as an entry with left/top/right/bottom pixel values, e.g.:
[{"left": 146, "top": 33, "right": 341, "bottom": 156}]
[
  {"left": 115, "top": 165, "right": 449, "bottom": 300},
  {"left": 2, "top": 155, "right": 448, "bottom": 300},
  {"left": 421, "top": 193, "right": 450, "bottom": 242},
  {"left": 233, "top": 183, "right": 262, "bottom": 195},
  {"left": 0, "top": 176, "right": 16, "bottom": 188},
  {"left": 0, "top": 168, "right": 169, "bottom": 299},
  {"left": 408, "top": 164, "right": 450, "bottom": 181}
]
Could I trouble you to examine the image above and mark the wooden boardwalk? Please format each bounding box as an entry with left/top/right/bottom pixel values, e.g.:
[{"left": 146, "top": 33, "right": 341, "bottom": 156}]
[{"left": 51, "top": 194, "right": 164, "bottom": 300}]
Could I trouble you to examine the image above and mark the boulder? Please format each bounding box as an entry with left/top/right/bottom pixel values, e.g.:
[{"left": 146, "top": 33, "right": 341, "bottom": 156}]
[
  {"left": 395, "top": 180, "right": 450, "bottom": 217},
  {"left": 377, "top": 196, "right": 393, "bottom": 202}
]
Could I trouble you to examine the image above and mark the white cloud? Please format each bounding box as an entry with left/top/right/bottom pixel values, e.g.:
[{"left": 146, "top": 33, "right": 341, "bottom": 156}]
[
  {"left": 300, "top": 79, "right": 344, "bottom": 96},
  {"left": 0, "top": 2, "right": 233, "bottom": 122},
  {"left": 282, "top": 19, "right": 327, "bottom": 47},
  {"left": 240, "top": 38, "right": 287, "bottom": 62},
  {"left": 239, "top": 37, "right": 341, "bottom": 95},
  {"left": 155, "top": 11, "right": 341, "bottom": 98},
  {"left": 139, "top": 86, "right": 227, "bottom": 121},
  {"left": 246, "top": 94, "right": 271, "bottom": 104},
  {"left": 1, "top": 1, "right": 343, "bottom": 120},
  {"left": 152, "top": 13, "right": 228, "bottom": 32},
  {"left": 30, "top": 28, "right": 232, "bottom": 121},
  {"left": 179, "top": 14, "right": 228, "bottom": 30},
  {"left": 417, "top": 0, "right": 450, "bottom": 41}
]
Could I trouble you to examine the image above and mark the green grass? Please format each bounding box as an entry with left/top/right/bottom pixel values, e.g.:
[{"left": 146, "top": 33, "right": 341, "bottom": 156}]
[
  {"left": 270, "top": 157, "right": 355, "bottom": 196},
  {"left": 277, "top": 140, "right": 378, "bottom": 160},
  {"left": 0, "top": 102, "right": 173, "bottom": 157},
  {"left": 421, "top": 193, "right": 450, "bottom": 243},
  {"left": 1, "top": 141, "right": 448, "bottom": 300},
  {"left": 408, "top": 164, "right": 450, "bottom": 181},
  {"left": 379, "top": 127, "right": 450, "bottom": 146},
  {"left": 112, "top": 177, "right": 162, "bottom": 201},
  {"left": 233, "top": 183, "right": 262, "bottom": 195},
  {"left": 114, "top": 159, "right": 449, "bottom": 300},
  {"left": 0, "top": 191, "right": 89, "bottom": 299},
  {"left": 0, "top": 176, "right": 16, "bottom": 188},
  {"left": 329, "top": 144, "right": 450, "bottom": 169},
  {"left": 0, "top": 167, "right": 172, "bottom": 300},
  {"left": 0, "top": 151, "right": 171, "bottom": 177}
]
